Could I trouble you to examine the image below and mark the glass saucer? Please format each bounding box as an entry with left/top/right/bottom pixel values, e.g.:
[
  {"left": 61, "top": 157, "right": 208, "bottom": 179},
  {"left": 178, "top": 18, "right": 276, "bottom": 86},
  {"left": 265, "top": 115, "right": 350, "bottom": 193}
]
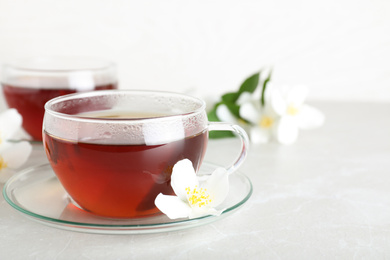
[{"left": 3, "top": 162, "right": 252, "bottom": 234}]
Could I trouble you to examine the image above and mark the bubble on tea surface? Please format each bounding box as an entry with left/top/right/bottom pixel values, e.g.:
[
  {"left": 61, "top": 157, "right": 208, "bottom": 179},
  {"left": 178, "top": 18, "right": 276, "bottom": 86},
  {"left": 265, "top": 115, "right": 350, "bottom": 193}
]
[{"left": 100, "top": 123, "right": 145, "bottom": 145}]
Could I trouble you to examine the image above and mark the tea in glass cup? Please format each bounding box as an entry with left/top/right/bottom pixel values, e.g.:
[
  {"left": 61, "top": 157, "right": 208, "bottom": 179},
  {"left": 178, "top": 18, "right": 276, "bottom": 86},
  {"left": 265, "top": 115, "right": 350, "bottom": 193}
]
[
  {"left": 43, "top": 90, "right": 248, "bottom": 218},
  {"left": 1, "top": 57, "right": 117, "bottom": 141}
]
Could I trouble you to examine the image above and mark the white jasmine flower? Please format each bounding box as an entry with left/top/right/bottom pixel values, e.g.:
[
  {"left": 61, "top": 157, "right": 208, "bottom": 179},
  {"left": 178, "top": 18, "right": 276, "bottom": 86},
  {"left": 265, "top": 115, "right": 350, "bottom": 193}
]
[
  {"left": 214, "top": 85, "right": 325, "bottom": 145},
  {"left": 0, "top": 109, "right": 32, "bottom": 180},
  {"left": 0, "top": 141, "right": 32, "bottom": 171},
  {"left": 216, "top": 91, "right": 278, "bottom": 144},
  {"left": 155, "top": 159, "right": 229, "bottom": 219},
  {"left": 0, "top": 109, "right": 23, "bottom": 145},
  {"left": 239, "top": 101, "right": 279, "bottom": 144},
  {"left": 270, "top": 85, "right": 325, "bottom": 144}
]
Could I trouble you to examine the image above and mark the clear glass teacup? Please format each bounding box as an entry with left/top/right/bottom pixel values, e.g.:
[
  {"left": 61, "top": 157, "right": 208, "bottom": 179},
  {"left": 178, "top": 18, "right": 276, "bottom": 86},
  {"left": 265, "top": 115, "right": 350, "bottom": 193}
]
[{"left": 43, "top": 90, "right": 248, "bottom": 218}]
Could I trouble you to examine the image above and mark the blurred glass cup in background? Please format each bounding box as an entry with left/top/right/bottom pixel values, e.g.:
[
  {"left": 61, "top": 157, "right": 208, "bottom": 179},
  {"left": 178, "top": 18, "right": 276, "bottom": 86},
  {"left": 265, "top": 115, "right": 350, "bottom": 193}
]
[{"left": 1, "top": 57, "right": 117, "bottom": 141}]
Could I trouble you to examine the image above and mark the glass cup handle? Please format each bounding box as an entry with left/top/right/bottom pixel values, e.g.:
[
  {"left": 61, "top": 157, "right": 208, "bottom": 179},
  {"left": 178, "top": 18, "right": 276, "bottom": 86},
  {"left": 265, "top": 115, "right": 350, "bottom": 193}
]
[{"left": 207, "top": 122, "right": 249, "bottom": 175}]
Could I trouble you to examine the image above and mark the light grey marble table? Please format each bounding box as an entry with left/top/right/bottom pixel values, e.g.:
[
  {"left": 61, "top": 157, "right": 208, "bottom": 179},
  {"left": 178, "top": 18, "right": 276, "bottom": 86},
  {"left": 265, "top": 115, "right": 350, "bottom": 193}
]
[{"left": 1, "top": 101, "right": 389, "bottom": 259}]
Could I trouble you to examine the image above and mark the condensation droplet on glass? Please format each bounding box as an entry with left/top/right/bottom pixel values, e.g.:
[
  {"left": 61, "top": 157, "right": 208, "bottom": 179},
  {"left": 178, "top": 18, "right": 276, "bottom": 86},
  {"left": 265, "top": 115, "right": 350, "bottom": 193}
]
[{"left": 103, "top": 131, "right": 112, "bottom": 138}]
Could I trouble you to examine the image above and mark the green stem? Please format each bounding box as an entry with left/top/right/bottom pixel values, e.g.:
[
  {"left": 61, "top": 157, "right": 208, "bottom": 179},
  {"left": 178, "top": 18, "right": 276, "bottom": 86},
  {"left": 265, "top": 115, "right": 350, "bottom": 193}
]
[{"left": 261, "top": 70, "right": 272, "bottom": 107}]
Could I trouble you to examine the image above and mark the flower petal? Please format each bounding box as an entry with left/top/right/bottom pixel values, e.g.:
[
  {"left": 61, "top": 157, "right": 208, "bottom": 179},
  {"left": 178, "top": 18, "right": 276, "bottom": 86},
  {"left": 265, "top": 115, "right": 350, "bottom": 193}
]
[
  {"left": 275, "top": 117, "right": 299, "bottom": 145},
  {"left": 286, "top": 85, "right": 308, "bottom": 106},
  {"left": 239, "top": 102, "right": 260, "bottom": 124},
  {"left": 270, "top": 88, "right": 287, "bottom": 116},
  {"left": 155, "top": 194, "right": 191, "bottom": 219},
  {"left": 262, "top": 82, "right": 274, "bottom": 103},
  {"left": 0, "top": 109, "right": 23, "bottom": 141},
  {"left": 216, "top": 104, "right": 238, "bottom": 124},
  {"left": 202, "top": 167, "right": 229, "bottom": 207},
  {"left": 1, "top": 141, "right": 32, "bottom": 169},
  {"left": 170, "top": 159, "right": 198, "bottom": 201},
  {"left": 250, "top": 126, "right": 271, "bottom": 144},
  {"left": 236, "top": 92, "right": 252, "bottom": 106},
  {"left": 296, "top": 105, "right": 325, "bottom": 129}
]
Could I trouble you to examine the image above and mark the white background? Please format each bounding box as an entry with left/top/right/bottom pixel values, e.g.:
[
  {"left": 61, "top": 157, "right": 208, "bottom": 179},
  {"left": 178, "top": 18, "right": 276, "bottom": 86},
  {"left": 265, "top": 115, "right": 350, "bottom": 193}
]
[{"left": 0, "top": 0, "right": 389, "bottom": 104}]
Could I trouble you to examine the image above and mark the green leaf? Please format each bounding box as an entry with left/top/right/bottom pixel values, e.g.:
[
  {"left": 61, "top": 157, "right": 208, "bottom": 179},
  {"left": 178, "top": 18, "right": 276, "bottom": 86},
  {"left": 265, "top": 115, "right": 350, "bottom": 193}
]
[
  {"left": 238, "top": 72, "right": 260, "bottom": 94},
  {"left": 209, "top": 129, "right": 235, "bottom": 139},
  {"left": 261, "top": 69, "right": 272, "bottom": 106},
  {"left": 207, "top": 69, "right": 268, "bottom": 139},
  {"left": 224, "top": 101, "right": 240, "bottom": 118},
  {"left": 222, "top": 92, "right": 240, "bottom": 103}
]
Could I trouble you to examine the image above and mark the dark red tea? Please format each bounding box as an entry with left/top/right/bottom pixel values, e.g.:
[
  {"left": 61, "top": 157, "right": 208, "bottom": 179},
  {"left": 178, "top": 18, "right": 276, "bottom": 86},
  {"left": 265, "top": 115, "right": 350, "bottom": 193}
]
[
  {"left": 43, "top": 129, "right": 208, "bottom": 218},
  {"left": 2, "top": 83, "right": 117, "bottom": 141}
]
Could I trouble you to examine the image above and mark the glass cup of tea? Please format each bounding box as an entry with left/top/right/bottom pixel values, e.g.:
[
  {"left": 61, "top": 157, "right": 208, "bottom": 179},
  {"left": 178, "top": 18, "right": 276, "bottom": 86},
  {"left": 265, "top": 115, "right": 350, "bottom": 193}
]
[
  {"left": 43, "top": 90, "right": 249, "bottom": 219},
  {"left": 1, "top": 57, "right": 117, "bottom": 141}
]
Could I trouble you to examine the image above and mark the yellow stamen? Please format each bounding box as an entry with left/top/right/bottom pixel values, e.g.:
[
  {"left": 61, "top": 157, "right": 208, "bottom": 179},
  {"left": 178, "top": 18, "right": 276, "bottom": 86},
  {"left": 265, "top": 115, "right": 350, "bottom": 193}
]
[
  {"left": 287, "top": 105, "right": 299, "bottom": 116},
  {"left": 0, "top": 156, "right": 8, "bottom": 170},
  {"left": 185, "top": 186, "right": 212, "bottom": 208},
  {"left": 259, "top": 116, "right": 273, "bottom": 128}
]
